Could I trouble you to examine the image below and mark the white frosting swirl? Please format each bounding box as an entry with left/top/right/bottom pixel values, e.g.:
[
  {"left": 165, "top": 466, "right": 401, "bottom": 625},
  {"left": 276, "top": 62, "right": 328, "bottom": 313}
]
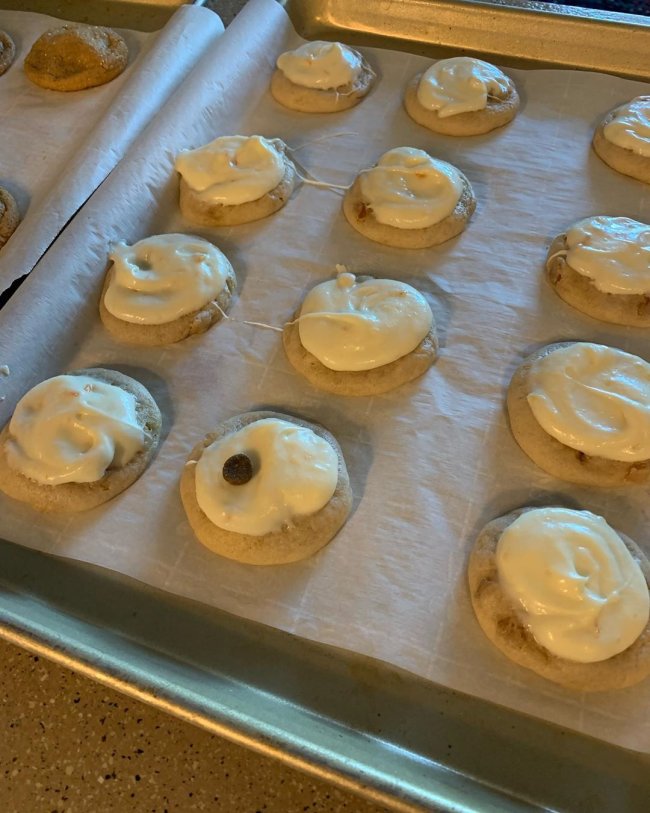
[
  {"left": 276, "top": 41, "right": 362, "bottom": 90},
  {"left": 497, "top": 508, "right": 649, "bottom": 663},
  {"left": 564, "top": 216, "right": 650, "bottom": 295},
  {"left": 175, "top": 136, "right": 285, "bottom": 205},
  {"left": 5, "top": 374, "right": 144, "bottom": 485},
  {"left": 298, "top": 273, "right": 432, "bottom": 371},
  {"left": 603, "top": 97, "right": 650, "bottom": 158},
  {"left": 105, "top": 234, "right": 230, "bottom": 325},
  {"left": 195, "top": 418, "right": 338, "bottom": 537},
  {"left": 416, "top": 57, "right": 511, "bottom": 118},
  {"left": 527, "top": 343, "right": 650, "bottom": 462},
  {"left": 359, "top": 148, "right": 464, "bottom": 229}
]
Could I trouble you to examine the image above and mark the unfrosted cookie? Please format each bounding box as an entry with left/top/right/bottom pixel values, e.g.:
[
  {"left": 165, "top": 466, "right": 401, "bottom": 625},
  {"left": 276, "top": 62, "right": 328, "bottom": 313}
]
[
  {"left": 0, "top": 186, "right": 20, "bottom": 248},
  {"left": 404, "top": 57, "right": 519, "bottom": 136},
  {"left": 99, "top": 234, "right": 236, "bottom": 346},
  {"left": 592, "top": 96, "right": 650, "bottom": 184},
  {"left": 469, "top": 507, "right": 650, "bottom": 691},
  {"left": 507, "top": 342, "right": 650, "bottom": 486},
  {"left": 283, "top": 271, "right": 438, "bottom": 395},
  {"left": 271, "top": 40, "right": 375, "bottom": 113},
  {"left": 24, "top": 24, "right": 128, "bottom": 92},
  {"left": 343, "top": 147, "right": 476, "bottom": 249},
  {"left": 0, "top": 368, "right": 161, "bottom": 512},
  {"left": 176, "top": 135, "right": 296, "bottom": 226},
  {"left": 180, "top": 411, "right": 352, "bottom": 565},
  {"left": 0, "top": 30, "right": 16, "bottom": 76},
  {"left": 546, "top": 216, "right": 650, "bottom": 327}
]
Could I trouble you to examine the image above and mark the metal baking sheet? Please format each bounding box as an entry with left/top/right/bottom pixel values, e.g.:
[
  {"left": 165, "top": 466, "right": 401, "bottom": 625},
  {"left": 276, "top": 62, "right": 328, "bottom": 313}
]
[
  {"left": 0, "top": 0, "right": 197, "bottom": 31},
  {"left": 1, "top": 1, "right": 650, "bottom": 810}
]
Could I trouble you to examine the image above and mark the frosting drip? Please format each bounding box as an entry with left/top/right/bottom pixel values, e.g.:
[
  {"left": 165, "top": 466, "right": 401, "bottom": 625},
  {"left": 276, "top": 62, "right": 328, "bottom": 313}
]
[
  {"left": 175, "top": 135, "right": 285, "bottom": 205},
  {"left": 527, "top": 343, "right": 650, "bottom": 462},
  {"left": 5, "top": 374, "right": 144, "bottom": 485},
  {"left": 497, "top": 508, "right": 649, "bottom": 663},
  {"left": 105, "top": 234, "right": 230, "bottom": 325},
  {"left": 359, "top": 147, "right": 464, "bottom": 229},
  {"left": 298, "top": 273, "right": 432, "bottom": 371},
  {"left": 195, "top": 418, "right": 338, "bottom": 537},
  {"left": 417, "top": 57, "right": 511, "bottom": 118}
]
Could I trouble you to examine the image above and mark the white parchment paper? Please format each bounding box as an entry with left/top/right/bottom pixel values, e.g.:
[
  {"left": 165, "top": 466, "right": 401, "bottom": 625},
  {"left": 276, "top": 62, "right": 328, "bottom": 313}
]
[
  {"left": 0, "top": 6, "right": 224, "bottom": 290},
  {"left": 1, "top": 0, "right": 650, "bottom": 751}
]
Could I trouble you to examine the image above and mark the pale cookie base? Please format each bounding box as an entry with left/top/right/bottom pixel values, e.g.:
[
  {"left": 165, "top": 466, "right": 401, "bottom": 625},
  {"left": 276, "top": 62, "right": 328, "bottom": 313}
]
[
  {"left": 469, "top": 507, "right": 650, "bottom": 691},
  {"left": 283, "top": 307, "right": 438, "bottom": 396},
  {"left": 0, "top": 30, "right": 16, "bottom": 76},
  {"left": 343, "top": 175, "right": 476, "bottom": 249},
  {"left": 179, "top": 143, "right": 296, "bottom": 226},
  {"left": 180, "top": 410, "right": 353, "bottom": 566},
  {"left": 507, "top": 342, "right": 650, "bottom": 486},
  {"left": 592, "top": 115, "right": 650, "bottom": 185},
  {"left": 546, "top": 233, "right": 650, "bottom": 327},
  {"left": 270, "top": 57, "right": 375, "bottom": 113},
  {"left": 0, "top": 186, "right": 20, "bottom": 248},
  {"left": 99, "top": 258, "right": 237, "bottom": 346},
  {"left": 403, "top": 72, "right": 519, "bottom": 136},
  {"left": 0, "top": 369, "right": 162, "bottom": 512}
]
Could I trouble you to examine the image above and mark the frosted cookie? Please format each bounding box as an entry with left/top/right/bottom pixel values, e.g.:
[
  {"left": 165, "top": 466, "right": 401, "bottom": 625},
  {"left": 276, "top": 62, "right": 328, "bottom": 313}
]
[
  {"left": 343, "top": 147, "right": 476, "bottom": 249},
  {"left": 469, "top": 507, "right": 650, "bottom": 691},
  {"left": 0, "top": 30, "right": 16, "bottom": 76},
  {"left": 175, "top": 135, "right": 296, "bottom": 226},
  {"left": 0, "top": 186, "right": 20, "bottom": 248},
  {"left": 592, "top": 96, "right": 650, "bottom": 184},
  {"left": 546, "top": 216, "right": 650, "bottom": 327},
  {"left": 283, "top": 270, "right": 438, "bottom": 395},
  {"left": 180, "top": 411, "right": 352, "bottom": 565},
  {"left": 99, "top": 233, "right": 236, "bottom": 346},
  {"left": 404, "top": 57, "right": 519, "bottom": 136},
  {"left": 24, "top": 24, "right": 128, "bottom": 91},
  {"left": 507, "top": 341, "right": 650, "bottom": 486},
  {"left": 0, "top": 369, "right": 161, "bottom": 512},
  {"left": 271, "top": 40, "right": 375, "bottom": 113}
]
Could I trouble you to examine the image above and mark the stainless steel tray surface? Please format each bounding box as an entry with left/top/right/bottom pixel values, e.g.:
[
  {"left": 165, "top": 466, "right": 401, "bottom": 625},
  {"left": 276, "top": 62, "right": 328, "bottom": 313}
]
[
  {"left": 282, "top": 0, "right": 650, "bottom": 80},
  {"left": 2, "top": 1, "right": 650, "bottom": 811},
  {"left": 0, "top": 0, "right": 190, "bottom": 30}
]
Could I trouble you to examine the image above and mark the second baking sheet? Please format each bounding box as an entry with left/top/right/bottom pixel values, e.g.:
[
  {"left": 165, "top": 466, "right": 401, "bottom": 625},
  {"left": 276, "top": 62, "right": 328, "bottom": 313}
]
[
  {"left": 1, "top": 0, "right": 650, "bottom": 752},
  {"left": 0, "top": 5, "right": 224, "bottom": 291}
]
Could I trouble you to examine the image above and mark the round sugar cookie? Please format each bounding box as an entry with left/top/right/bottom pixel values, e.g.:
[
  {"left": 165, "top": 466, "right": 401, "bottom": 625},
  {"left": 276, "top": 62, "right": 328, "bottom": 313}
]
[
  {"left": 546, "top": 218, "right": 650, "bottom": 327},
  {"left": 177, "top": 137, "right": 296, "bottom": 227},
  {"left": 0, "top": 368, "right": 161, "bottom": 512},
  {"left": 343, "top": 148, "right": 476, "bottom": 249},
  {"left": 507, "top": 342, "right": 650, "bottom": 487},
  {"left": 24, "top": 24, "right": 128, "bottom": 91},
  {"left": 180, "top": 411, "right": 352, "bottom": 565},
  {"left": 99, "top": 234, "right": 237, "bottom": 346},
  {"left": 469, "top": 507, "right": 650, "bottom": 691},
  {"left": 404, "top": 59, "right": 519, "bottom": 136},
  {"left": 0, "top": 30, "right": 16, "bottom": 76},
  {"left": 271, "top": 41, "right": 375, "bottom": 113},
  {"left": 282, "top": 274, "right": 438, "bottom": 396},
  {"left": 592, "top": 97, "right": 650, "bottom": 184},
  {"left": 0, "top": 186, "right": 20, "bottom": 248}
]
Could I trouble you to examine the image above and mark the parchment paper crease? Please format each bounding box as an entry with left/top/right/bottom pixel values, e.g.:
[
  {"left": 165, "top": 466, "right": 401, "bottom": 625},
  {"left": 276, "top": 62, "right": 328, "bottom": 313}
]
[
  {"left": 1, "top": 0, "right": 649, "bottom": 752},
  {"left": 0, "top": 5, "right": 224, "bottom": 291}
]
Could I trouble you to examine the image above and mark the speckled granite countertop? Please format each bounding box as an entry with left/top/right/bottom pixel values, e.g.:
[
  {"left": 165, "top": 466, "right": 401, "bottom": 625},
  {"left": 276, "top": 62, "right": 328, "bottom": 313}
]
[
  {"left": 0, "top": 3, "right": 387, "bottom": 811},
  {"left": 0, "top": 638, "right": 388, "bottom": 812}
]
